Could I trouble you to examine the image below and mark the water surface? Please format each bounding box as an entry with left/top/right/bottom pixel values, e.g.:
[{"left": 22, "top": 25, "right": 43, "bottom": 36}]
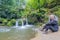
[{"left": 0, "top": 26, "right": 36, "bottom": 40}]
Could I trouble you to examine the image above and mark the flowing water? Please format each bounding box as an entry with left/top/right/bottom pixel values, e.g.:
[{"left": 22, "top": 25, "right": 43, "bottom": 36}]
[
  {"left": 16, "top": 21, "right": 19, "bottom": 27},
  {"left": 0, "top": 26, "right": 36, "bottom": 40},
  {"left": 0, "top": 18, "right": 37, "bottom": 40}
]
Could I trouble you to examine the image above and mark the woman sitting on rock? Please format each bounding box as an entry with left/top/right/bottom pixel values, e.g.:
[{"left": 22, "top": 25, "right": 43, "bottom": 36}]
[{"left": 41, "top": 14, "right": 59, "bottom": 33}]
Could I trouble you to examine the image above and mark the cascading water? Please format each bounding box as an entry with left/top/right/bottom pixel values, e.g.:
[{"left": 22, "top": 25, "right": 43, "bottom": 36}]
[
  {"left": 16, "top": 21, "right": 19, "bottom": 27},
  {"left": 21, "top": 19, "right": 26, "bottom": 28},
  {"left": 26, "top": 18, "right": 28, "bottom": 25},
  {"left": 25, "top": 18, "right": 33, "bottom": 27},
  {"left": 25, "top": 18, "right": 30, "bottom": 26},
  {"left": 15, "top": 18, "right": 33, "bottom": 29}
]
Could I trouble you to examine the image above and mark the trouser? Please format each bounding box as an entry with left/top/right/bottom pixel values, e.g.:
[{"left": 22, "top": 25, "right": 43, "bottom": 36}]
[{"left": 42, "top": 24, "right": 58, "bottom": 32}]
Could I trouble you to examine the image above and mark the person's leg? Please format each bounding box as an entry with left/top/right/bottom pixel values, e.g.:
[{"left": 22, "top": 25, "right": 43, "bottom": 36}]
[
  {"left": 41, "top": 25, "right": 47, "bottom": 31},
  {"left": 49, "top": 27, "right": 54, "bottom": 32},
  {"left": 44, "top": 26, "right": 50, "bottom": 32},
  {"left": 41, "top": 24, "right": 50, "bottom": 31},
  {"left": 49, "top": 26, "right": 58, "bottom": 32},
  {"left": 42, "top": 26, "right": 50, "bottom": 34},
  {"left": 52, "top": 28, "right": 58, "bottom": 32},
  {"left": 53, "top": 26, "right": 59, "bottom": 32}
]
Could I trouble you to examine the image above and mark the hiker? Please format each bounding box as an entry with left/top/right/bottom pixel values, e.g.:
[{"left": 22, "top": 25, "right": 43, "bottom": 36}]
[{"left": 41, "top": 14, "right": 59, "bottom": 33}]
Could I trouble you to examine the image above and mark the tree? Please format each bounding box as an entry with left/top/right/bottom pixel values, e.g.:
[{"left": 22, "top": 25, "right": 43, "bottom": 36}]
[{"left": 0, "top": 0, "right": 26, "bottom": 26}]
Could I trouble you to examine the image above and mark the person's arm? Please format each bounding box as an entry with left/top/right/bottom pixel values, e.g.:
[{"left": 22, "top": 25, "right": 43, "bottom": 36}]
[{"left": 48, "top": 20, "right": 58, "bottom": 25}]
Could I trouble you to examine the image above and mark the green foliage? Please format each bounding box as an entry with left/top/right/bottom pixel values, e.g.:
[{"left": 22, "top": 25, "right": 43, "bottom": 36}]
[
  {"left": 0, "top": 18, "right": 16, "bottom": 26},
  {"left": 7, "top": 19, "right": 16, "bottom": 26},
  {"left": 0, "top": 0, "right": 25, "bottom": 26},
  {"left": 40, "top": 0, "right": 46, "bottom": 7},
  {"left": 27, "top": 0, "right": 46, "bottom": 9},
  {"left": 0, "top": 0, "right": 60, "bottom": 26}
]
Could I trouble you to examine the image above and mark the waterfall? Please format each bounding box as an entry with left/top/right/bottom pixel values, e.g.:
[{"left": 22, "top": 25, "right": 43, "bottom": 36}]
[
  {"left": 21, "top": 18, "right": 26, "bottom": 28},
  {"left": 26, "top": 18, "right": 28, "bottom": 25},
  {"left": 16, "top": 21, "right": 19, "bottom": 27},
  {"left": 22, "top": 19, "right": 24, "bottom": 26},
  {"left": 15, "top": 18, "right": 33, "bottom": 28}
]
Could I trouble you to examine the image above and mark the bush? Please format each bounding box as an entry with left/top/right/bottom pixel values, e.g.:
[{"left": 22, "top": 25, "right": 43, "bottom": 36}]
[
  {"left": 0, "top": 18, "right": 7, "bottom": 26},
  {"left": 7, "top": 19, "right": 16, "bottom": 26}
]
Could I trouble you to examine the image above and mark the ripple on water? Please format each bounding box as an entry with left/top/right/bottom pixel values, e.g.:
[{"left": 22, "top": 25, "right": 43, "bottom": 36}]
[
  {"left": 0, "top": 26, "right": 37, "bottom": 40},
  {"left": 0, "top": 28, "right": 11, "bottom": 32}
]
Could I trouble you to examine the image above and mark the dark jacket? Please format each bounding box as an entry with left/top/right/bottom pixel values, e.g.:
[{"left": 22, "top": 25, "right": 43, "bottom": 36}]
[{"left": 47, "top": 19, "right": 59, "bottom": 31}]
